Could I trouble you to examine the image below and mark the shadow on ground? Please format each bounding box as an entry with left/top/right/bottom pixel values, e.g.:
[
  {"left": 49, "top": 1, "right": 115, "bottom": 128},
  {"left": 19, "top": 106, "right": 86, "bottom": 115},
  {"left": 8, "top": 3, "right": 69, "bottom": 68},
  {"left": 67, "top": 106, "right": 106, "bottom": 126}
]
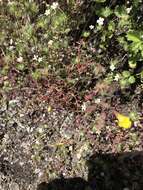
[{"left": 37, "top": 151, "right": 143, "bottom": 190}]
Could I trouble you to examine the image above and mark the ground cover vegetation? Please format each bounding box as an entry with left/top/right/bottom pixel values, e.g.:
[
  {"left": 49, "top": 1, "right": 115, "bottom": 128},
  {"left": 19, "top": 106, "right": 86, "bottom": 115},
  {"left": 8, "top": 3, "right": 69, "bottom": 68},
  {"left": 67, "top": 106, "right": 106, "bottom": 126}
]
[{"left": 0, "top": 0, "right": 143, "bottom": 190}]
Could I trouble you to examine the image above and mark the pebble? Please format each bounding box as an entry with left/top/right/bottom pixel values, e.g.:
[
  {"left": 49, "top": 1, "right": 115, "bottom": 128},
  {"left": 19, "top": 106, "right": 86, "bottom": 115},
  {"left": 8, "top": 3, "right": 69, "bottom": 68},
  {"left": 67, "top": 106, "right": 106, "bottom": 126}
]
[
  {"left": 123, "top": 188, "right": 129, "bottom": 190},
  {"left": 10, "top": 182, "right": 19, "bottom": 190}
]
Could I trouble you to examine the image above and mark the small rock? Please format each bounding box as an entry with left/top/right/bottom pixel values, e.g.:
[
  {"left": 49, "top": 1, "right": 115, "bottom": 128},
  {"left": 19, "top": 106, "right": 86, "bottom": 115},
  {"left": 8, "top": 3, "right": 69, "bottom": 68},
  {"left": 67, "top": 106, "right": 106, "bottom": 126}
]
[
  {"left": 10, "top": 182, "right": 19, "bottom": 190},
  {"left": 123, "top": 188, "right": 129, "bottom": 190}
]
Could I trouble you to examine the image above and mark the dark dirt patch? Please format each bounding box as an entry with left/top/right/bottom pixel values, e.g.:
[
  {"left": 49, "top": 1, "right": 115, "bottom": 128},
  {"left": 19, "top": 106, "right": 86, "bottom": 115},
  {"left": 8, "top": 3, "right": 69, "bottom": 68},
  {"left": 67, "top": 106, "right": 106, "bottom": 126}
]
[{"left": 37, "top": 151, "right": 143, "bottom": 190}]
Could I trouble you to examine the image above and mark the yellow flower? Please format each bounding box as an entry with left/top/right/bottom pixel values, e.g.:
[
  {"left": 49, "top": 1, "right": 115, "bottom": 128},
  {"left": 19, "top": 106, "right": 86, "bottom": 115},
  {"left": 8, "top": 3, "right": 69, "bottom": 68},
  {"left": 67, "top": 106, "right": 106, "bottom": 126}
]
[{"left": 115, "top": 112, "right": 132, "bottom": 129}]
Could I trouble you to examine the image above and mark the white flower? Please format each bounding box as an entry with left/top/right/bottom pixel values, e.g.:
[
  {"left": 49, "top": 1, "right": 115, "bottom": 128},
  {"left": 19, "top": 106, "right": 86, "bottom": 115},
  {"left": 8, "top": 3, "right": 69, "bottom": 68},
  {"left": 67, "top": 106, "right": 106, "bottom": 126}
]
[
  {"left": 45, "top": 9, "right": 50, "bottom": 16},
  {"left": 51, "top": 2, "right": 59, "bottom": 10},
  {"left": 81, "top": 102, "right": 87, "bottom": 111},
  {"left": 38, "top": 57, "right": 42, "bottom": 62},
  {"left": 33, "top": 55, "right": 38, "bottom": 61},
  {"left": 19, "top": 162, "right": 24, "bottom": 166},
  {"left": 35, "top": 168, "right": 41, "bottom": 174},
  {"left": 126, "top": 7, "right": 132, "bottom": 14},
  {"left": 17, "top": 56, "right": 23, "bottom": 63},
  {"left": 38, "top": 128, "right": 43, "bottom": 133},
  {"left": 97, "top": 17, "right": 104, "bottom": 26},
  {"left": 9, "top": 46, "right": 14, "bottom": 50},
  {"left": 76, "top": 153, "right": 82, "bottom": 159},
  {"left": 114, "top": 74, "right": 120, "bottom": 81},
  {"left": 89, "top": 25, "right": 94, "bottom": 30},
  {"left": 38, "top": 171, "right": 43, "bottom": 178},
  {"left": 35, "top": 140, "right": 40, "bottom": 145},
  {"left": 8, "top": 1, "right": 14, "bottom": 5},
  {"left": 95, "top": 98, "right": 101, "bottom": 104},
  {"left": 10, "top": 39, "right": 13, "bottom": 45},
  {"left": 48, "top": 40, "right": 53, "bottom": 46},
  {"left": 110, "top": 64, "right": 115, "bottom": 71}
]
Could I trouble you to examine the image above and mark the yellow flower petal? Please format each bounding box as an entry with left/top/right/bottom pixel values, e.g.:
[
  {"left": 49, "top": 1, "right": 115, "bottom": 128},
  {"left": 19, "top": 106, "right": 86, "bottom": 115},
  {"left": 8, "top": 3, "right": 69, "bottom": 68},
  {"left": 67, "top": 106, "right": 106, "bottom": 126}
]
[{"left": 115, "top": 112, "right": 132, "bottom": 129}]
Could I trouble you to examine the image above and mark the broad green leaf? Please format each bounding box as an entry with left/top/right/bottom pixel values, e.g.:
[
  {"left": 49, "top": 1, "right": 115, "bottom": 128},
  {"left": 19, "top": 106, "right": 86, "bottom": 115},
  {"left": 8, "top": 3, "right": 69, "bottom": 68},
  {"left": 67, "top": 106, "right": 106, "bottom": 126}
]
[
  {"left": 128, "top": 76, "right": 136, "bottom": 84},
  {"left": 114, "top": 6, "right": 127, "bottom": 18},
  {"left": 100, "top": 7, "right": 113, "bottom": 17},
  {"left": 122, "top": 71, "right": 130, "bottom": 78},
  {"left": 82, "top": 31, "right": 90, "bottom": 38},
  {"left": 120, "top": 79, "right": 128, "bottom": 87},
  {"left": 128, "top": 61, "right": 137, "bottom": 69},
  {"left": 127, "top": 32, "right": 141, "bottom": 42}
]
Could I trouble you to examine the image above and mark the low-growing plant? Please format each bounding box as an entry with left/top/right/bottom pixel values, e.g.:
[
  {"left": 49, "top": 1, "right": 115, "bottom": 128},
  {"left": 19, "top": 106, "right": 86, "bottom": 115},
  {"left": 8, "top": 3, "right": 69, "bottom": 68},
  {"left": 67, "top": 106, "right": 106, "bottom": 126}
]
[{"left": 0, "top": 0, "right": 143, "bottom": 110}]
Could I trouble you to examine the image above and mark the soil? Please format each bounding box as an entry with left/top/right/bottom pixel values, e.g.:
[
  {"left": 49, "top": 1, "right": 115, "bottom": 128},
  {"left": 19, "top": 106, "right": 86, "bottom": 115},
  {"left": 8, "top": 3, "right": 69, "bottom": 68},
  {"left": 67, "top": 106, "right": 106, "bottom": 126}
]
[{"left": 0, "top": 84, "right": 143, "bottom": 190}]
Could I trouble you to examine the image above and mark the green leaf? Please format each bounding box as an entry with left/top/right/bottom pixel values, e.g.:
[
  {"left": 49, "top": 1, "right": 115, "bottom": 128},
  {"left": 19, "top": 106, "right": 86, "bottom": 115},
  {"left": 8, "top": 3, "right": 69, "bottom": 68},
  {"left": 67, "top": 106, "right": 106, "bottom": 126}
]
[
  {"left": 133, "top": 0, "right": 141, "bottom": 7},
  {"left": 82, "top": 31, "right": 90, "bottom": 38},
  {"left": 36, "top": 17, "right": 49, "bottom": 29},
  {"left": 129, "top": 111, "right": 139, "bottom": 121},
  {"left": 22, "top": 24, "right": 34, "bottom": 41},
  {"left": 32, "top": 70, "right": 41, "bottom": 80},
  {"left": 128, "top": 61, "right": 137, "bottom": 69},
  {"left": 52, "top": 12, "right": 68, "bottom": 31},
  {"left": 128, "top": 76, "right": 136, "bottom": 84},
  {"left": 16, "top": 64, "right": 25, "bottom": 71},
  {"left": 127, "top": 32, "right": 141, "bottom": 42},
  {"left": 114, "top": 6, "right": 127, "bottom": 18},
  {"left": 100, "top": 7, "right": 113, "bottom": 17},
  {"left": 122, "top": 71, "right": 130, "bottom": 78},
  {"left": 108, "top": 21, "right": 115, "bottom": 31},
  {"left": 140, "top": 71, "right": 143, "bottom": 79},
  {"left": 120, "top": 79, "right": 128, "bottom": 88}
]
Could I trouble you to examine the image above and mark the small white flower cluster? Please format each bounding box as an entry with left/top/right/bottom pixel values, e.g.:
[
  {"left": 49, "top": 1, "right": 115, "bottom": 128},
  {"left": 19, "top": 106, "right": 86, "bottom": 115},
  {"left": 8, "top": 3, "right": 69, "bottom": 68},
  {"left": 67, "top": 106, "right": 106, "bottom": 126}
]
[
  {"left": 51, "top": 2, "right": 59, "bottom": 10},
  {"left": 45, "top": 9, "right": 50, "bottom": 16},
  {"left": 126, "top": 7, "right": 132, "bottom": 14},
  {"left": 9, "top": 38, "right": 15, "bottom": 50},
  {"left": 114, "top": 74, "right": 120, "bottom": 81},
  {"left": 94, "top": 98, "right": 101, "bottom": 104},
  {"left": 45, "top": 2, "right": 59, "bottom": 16},
  {"left": 33, "top": 55, "right": 43, "bottom": 62},
  {"left": 97, "top": 17, "right": 104, "bottom": 26},
  {"left": 8, "top": 1, "right": 14, "bottom": 5},
  {"left": 10, "top": 38, "right": 13, "bottom": 45},
  {"left": 110, "top": 64, "right": 115, "bottom": 71},
  {"left": 81, "top": 102, "right": 87, "bottom": 112},
  {"left": 17, "top": 56, "right": 23, "bottom": 63},
  {"left": 89, "top": 25, "right": 94, "bottom": 30},
  {"left": 48, "top": 40, "right": 53, "bottom": 46},
  {"left": 38, "top": 57, "right": 42, "bottom": 62}
]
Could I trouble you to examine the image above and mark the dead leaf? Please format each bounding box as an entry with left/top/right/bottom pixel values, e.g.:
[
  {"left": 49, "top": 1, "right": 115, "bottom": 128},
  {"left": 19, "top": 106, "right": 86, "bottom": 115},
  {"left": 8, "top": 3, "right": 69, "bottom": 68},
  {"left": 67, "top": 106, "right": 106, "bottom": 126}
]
[
  {"left": 95, "top": 112, "right": 106, "bottom": 132},
  {"left": 86, "top": 104, "right": 97, "bottom": 114}
]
